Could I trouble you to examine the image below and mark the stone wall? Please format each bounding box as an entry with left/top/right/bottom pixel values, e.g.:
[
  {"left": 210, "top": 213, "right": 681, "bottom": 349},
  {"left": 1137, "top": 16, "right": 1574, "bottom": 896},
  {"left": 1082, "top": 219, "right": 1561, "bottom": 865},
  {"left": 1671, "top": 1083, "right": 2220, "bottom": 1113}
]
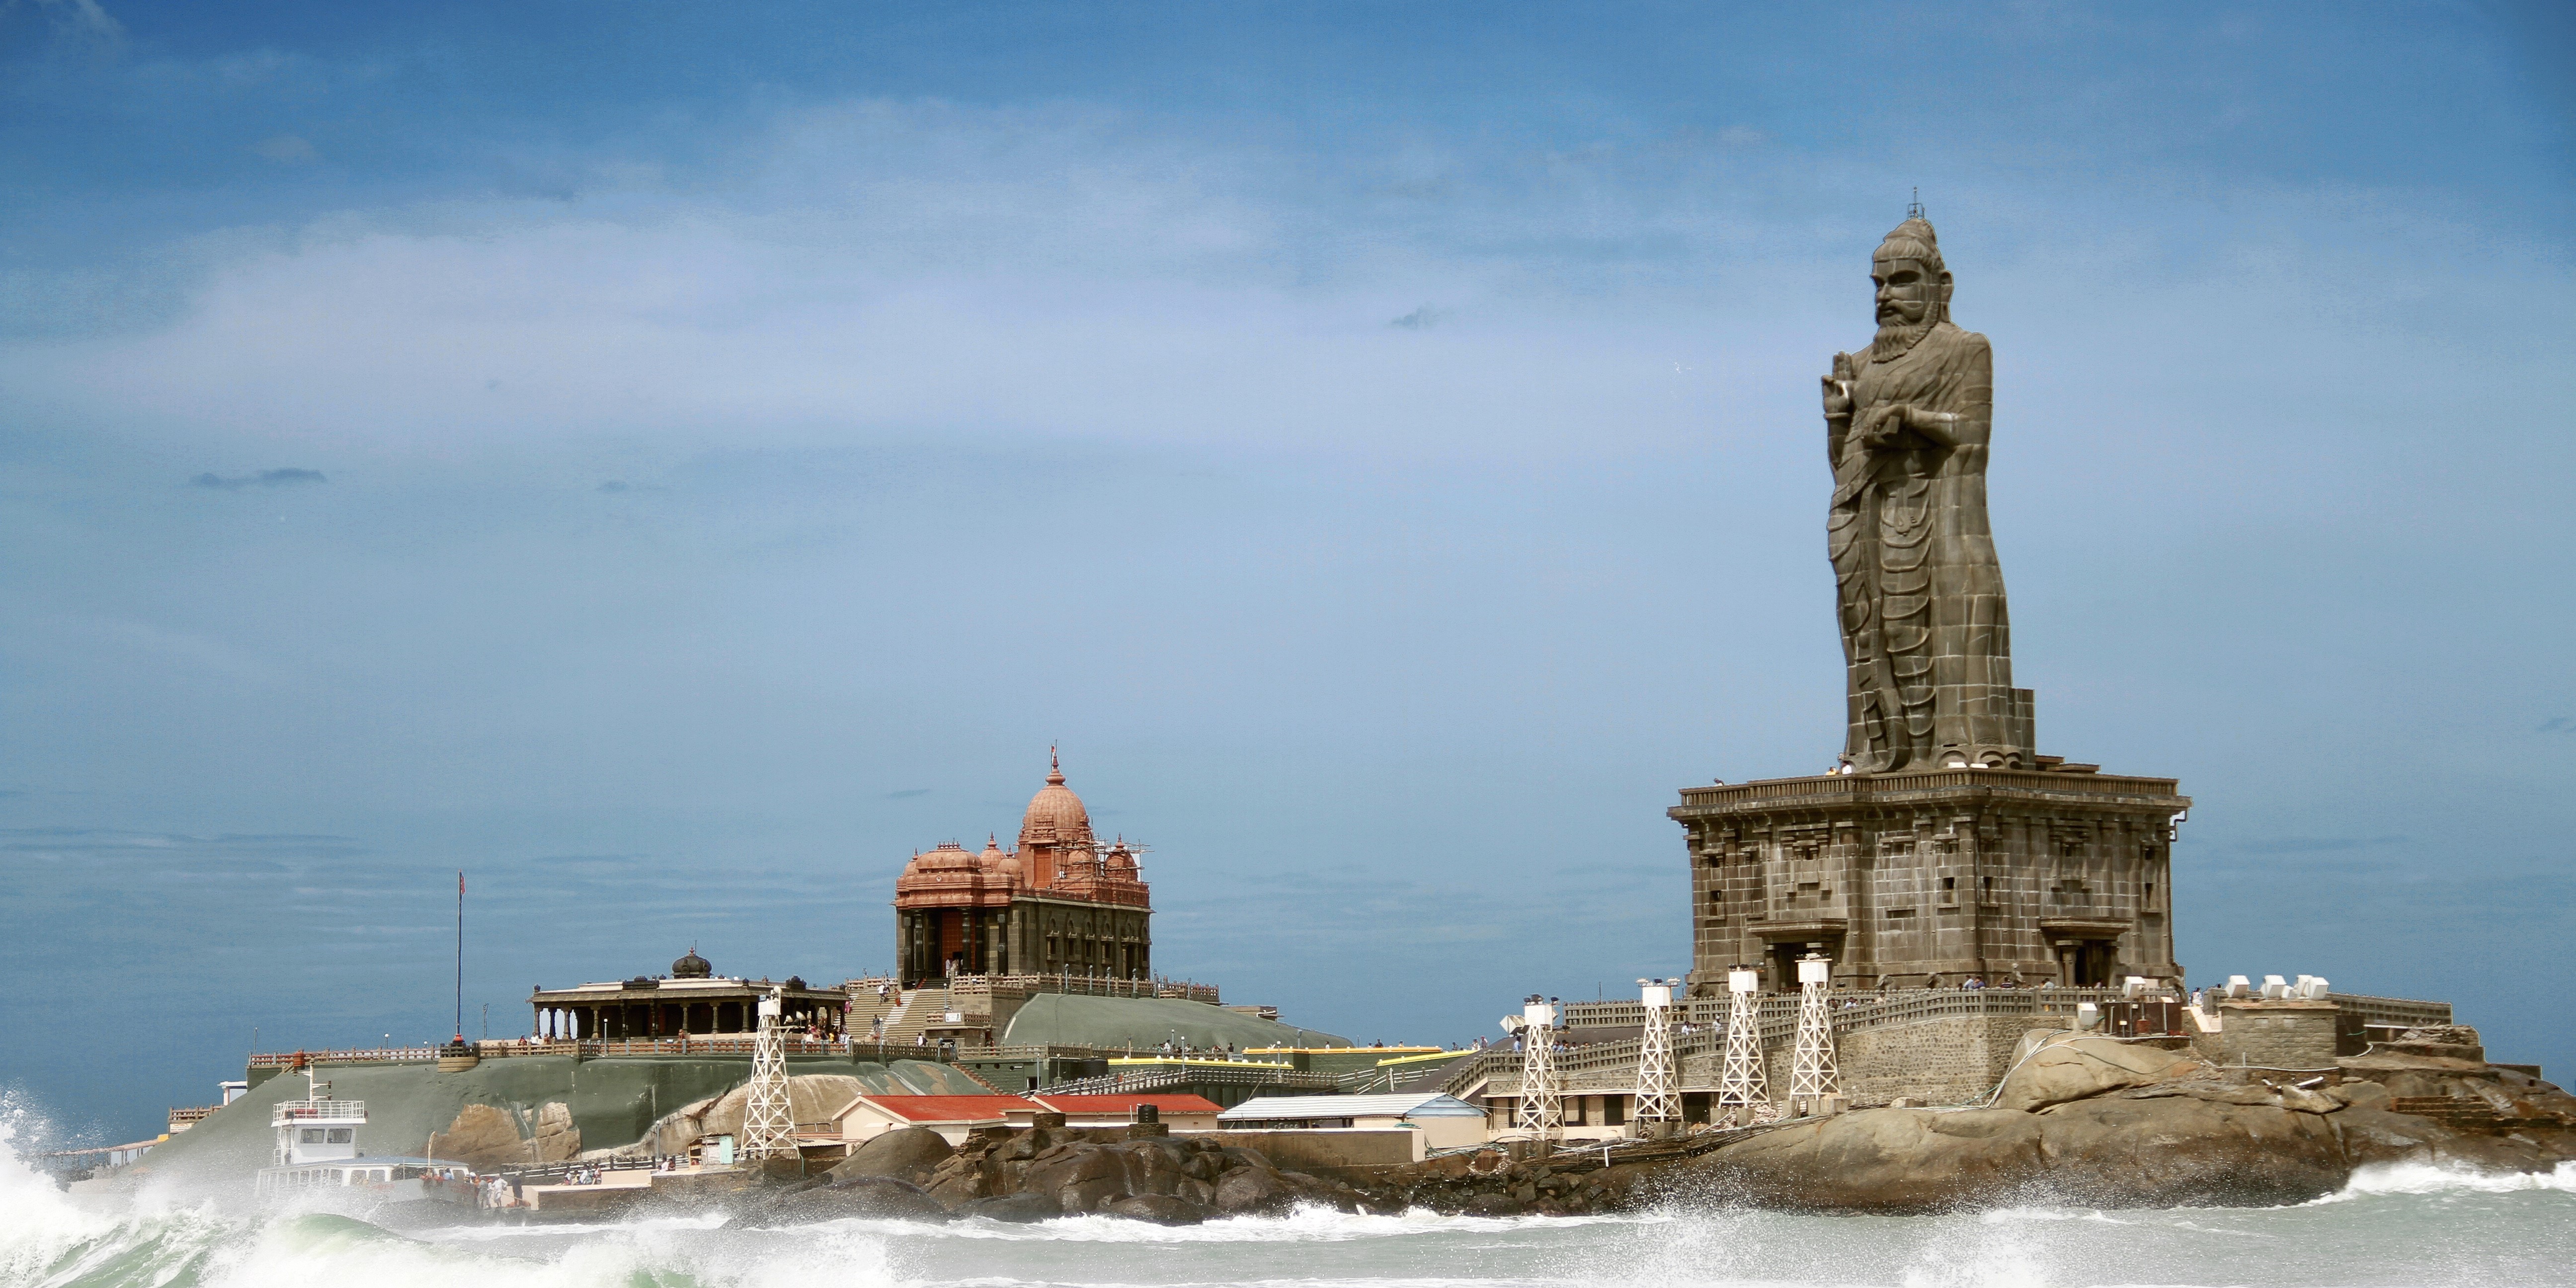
[
  {"left": 1678, "top": 1013, "right": 2054, "bottom": 1108},
  {"left": 1835, "top": 1013, "right": 2039, "bottom": 1106},
  {"left": 2209, "top": 1001, "right": 2340, "bottom": 1070},
  {"left": 1671, "top": 769, "right": 2188, "bottom": 992},
  {"left": 1208, "top": 1128, "right": 1420, "bottom": 1172}
]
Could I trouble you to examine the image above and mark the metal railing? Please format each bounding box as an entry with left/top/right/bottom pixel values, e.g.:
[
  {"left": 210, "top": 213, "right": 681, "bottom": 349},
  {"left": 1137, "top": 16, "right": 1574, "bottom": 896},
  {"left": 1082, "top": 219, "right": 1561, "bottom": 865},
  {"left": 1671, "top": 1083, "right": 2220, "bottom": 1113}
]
[
  {"left": 496, "top": 1155, "right": 661, "bottom": 1184},
  {"left": 1674, "top": 767, "right": 2186, "bottom": 810},
  {"left": 1553, "top": 985, "right": 2148, "bottom": 1033},
  {"left": 2332, "top": 993, "right": 2454, "bottom": 1031},
  {"left": 950, "top": 1043, "right": 1114, "bottom": 1061},
  {"left": 254, "top": 1036, "right": 938, "bottom": 1067},
  {"left": 249, "top": 1035, "right": 1304, "bottom": 1068},
  {"left": 272, "top": 1099, "right": 367, "bottom": 1122},
  {"left": 936, "top": 973, "right": 1221, "bottom": 1005},
  {"left": 1454, "top": 986, "right": 2183, "bottom": 1098},
  {"left": 1038, "top": 1063, "right": 1342, "bottom": 1096},
  {"left": 249, "top": 1046, "right": 440, "bottom": 1068}
]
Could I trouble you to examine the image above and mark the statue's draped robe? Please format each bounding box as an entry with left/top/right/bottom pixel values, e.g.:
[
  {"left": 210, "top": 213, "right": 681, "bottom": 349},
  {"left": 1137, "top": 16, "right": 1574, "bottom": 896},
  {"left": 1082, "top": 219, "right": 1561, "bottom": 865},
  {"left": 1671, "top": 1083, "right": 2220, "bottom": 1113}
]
[{"left": 1828, "top": 321, "right": 2022, "bottom": 772}]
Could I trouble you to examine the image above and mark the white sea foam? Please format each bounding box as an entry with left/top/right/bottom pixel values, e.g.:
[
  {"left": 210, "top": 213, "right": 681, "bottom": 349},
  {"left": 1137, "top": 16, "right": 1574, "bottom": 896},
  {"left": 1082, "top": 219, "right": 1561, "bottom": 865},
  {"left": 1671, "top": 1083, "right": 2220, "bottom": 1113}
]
[
  {"left": 2314, "top": 1157, "right": 2576, "bottom": 1201},
  {"left": 921, "top": 1202, "right": 1652, "bottom": 1243},
  {"left": 0, "top": 1092, "right": 131, "bottom": 1288}
]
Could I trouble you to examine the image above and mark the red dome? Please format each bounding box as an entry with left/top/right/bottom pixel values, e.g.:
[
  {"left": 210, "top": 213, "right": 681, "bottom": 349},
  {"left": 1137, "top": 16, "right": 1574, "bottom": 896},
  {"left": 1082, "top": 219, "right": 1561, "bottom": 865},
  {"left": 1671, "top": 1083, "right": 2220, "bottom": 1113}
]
[{"left": 1018, "top": 754, "right": 1094, "bottom": 849}]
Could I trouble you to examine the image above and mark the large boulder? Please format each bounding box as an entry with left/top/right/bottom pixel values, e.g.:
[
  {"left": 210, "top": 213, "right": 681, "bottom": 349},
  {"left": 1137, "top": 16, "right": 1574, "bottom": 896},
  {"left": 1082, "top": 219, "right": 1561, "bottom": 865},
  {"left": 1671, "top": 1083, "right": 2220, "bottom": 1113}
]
[
  {"left": 1211, "top": 1165, "right": 1293, "bottom": 1213},
  {"left": 959, "top": 1191, "right": 1061, "bottom": 1222},
  {"left": 642, "top": 1074, "right": 868, "bottom": 1156},
  {"left": 691, "top": 1075, "right": 867, "bottom": 1140},
  {"left": 828, "top": 1127, "right": 955, "bottom": 1185},
  {"left": 1995, "top": 1037, "right": 2206, "bottom": 1113},
  {"left": 2027, "top": 1093, "right": 2345, "bottom": 1207},
  {"left": 426, "top": 1103, "right": 572, "bottom": 1171},
  {"left": 1673, "top": 1108, "right": 2046, "bottom": 1211},
  {"left": 2331, "top": 1105, "right": 2576, "bottom": 1174},
  {"left": 1665, "top": 1084, "right": 2353, "bottom": 1212},
  {"left": 1009, "top": 1138, "right": 1226, "bottom": 1213}
]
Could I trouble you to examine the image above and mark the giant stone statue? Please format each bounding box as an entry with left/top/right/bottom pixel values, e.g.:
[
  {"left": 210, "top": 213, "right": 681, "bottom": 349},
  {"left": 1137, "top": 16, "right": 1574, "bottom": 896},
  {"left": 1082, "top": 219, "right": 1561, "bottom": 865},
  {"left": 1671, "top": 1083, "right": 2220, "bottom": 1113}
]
[
  {"left": 1820, "top": 214, "right": 2031, "bottom": 773},
  {"left": 1671, "top": 211, "right": 2185, "bottom": 1001}
]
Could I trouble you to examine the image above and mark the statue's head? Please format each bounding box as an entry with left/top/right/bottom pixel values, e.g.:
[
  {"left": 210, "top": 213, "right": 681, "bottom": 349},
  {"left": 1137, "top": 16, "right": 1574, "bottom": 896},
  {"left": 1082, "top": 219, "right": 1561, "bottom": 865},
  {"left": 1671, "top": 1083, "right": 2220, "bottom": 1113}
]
[{"left": 1871, "top": 216, "right": 1952, "bottom": 337}]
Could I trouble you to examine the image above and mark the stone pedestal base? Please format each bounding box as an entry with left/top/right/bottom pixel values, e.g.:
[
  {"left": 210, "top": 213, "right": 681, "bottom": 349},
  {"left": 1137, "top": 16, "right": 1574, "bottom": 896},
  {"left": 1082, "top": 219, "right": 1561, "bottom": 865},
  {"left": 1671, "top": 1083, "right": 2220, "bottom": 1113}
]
[{"left": 1671, "top": 766, "right": 2188, "bottom": 993}]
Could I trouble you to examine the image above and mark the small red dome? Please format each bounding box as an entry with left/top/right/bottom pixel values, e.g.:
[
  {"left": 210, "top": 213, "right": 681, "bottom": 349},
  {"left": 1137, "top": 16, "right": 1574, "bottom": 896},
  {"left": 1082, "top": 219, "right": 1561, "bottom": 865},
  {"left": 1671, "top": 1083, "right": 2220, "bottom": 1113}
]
[{"left": 911, "top": 841, "right": 980, "bottom": 872}]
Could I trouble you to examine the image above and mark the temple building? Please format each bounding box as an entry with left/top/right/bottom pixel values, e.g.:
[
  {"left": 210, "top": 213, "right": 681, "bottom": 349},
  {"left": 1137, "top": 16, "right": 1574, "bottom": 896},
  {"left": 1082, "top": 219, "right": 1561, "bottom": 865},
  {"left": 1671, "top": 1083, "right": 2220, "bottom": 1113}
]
[
  {"left": 894, "top": 753, "right": 1152, "bottom": 986},
  {"left": 528, "top": 948, "right": 848, "bottom": 1041}
]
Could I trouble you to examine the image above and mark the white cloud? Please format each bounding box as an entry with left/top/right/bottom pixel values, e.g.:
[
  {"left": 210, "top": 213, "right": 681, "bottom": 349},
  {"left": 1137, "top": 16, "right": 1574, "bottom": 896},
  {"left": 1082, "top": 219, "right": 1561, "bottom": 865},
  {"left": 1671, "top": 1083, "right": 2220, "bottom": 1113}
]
[
  {"left": 0, "top": 102, "right": 1834, "bottom": 468},
  {"left": 24, "top": 0, "right": 122, "bottom": 49},
  {"left": 0, "top": 97, "right": 2553, "bottom": 501}
]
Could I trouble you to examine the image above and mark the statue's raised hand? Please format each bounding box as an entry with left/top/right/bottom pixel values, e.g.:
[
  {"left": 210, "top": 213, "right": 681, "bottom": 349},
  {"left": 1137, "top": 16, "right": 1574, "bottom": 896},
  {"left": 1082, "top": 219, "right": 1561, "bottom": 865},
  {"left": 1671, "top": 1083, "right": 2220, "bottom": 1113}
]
[{"left": 1822, "top": 353, "right": 1855, "bottom": 419}]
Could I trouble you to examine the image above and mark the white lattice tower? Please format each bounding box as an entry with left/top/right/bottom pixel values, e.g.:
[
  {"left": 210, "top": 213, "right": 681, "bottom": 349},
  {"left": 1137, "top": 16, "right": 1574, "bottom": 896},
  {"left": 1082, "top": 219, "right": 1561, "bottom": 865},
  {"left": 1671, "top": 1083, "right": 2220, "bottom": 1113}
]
[
  {"left": 1787, "top": 955, "right": 1841, "bottom": 1114},
  {"left": 739, "top": 990, "right": 798, "bottom": 1160},
  {"left": 1511, "top": 996, "right": 1561, "bottom": 1147},
  {"left": 1632, "top": 978, "right": 1680, "bottom": 1129},
  {"left": 1715, "top": 967, "right": 1767, "bottom": 1119}
]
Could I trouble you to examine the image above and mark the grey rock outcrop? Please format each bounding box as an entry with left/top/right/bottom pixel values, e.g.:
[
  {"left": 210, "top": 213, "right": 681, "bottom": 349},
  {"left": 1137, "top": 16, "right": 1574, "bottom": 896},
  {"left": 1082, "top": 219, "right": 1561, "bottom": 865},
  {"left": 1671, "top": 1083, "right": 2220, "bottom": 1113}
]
[
  {"left": 1993, "top": 1035, "right": 2204, "bottom": 1113},
  {"left": 1342, "top": 1039, "right": 2575, "bottom": 1218},
  {"left": 905, "top": 1127, "right": 1362, "bottom": 1219},
  {"left": 644, "top": 1075, "right": 867, "bottom": 1157},
  {"left": 958, "top": 1192, "right": 1061, "bottom": 1222},
  {"left": 1643, "top": 1047, "right": 2575, "bottom": 1213},
  {"left": 826, "top": 1126, "right": 955, "bottom": 1186}
]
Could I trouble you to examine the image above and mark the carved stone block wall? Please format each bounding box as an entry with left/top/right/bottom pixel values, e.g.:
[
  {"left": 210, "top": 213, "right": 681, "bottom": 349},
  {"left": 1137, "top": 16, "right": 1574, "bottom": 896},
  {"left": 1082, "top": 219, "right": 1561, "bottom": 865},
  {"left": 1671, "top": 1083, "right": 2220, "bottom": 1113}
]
[
  {"left": 1833, "top": 1013, "right": 2044, "bottom": 1106},
  {"left": 1675, "top": 767, "right": 2187, "bottom": 993},
  {"left": 1679, "top": 1012, "right": 2050, "bottom": 1107},
  {"left": 2213, "top": 1001, "right": 2340, "bottom": 1070}
]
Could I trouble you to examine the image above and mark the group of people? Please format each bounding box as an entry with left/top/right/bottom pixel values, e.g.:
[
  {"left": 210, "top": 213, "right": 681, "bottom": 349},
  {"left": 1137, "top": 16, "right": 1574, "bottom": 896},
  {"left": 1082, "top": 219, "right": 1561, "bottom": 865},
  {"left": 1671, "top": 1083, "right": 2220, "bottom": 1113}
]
[
  {"left": 1909, "top": 974, "right": 2012, "bottom": 990},
  {"left": 1153, "top": 1038, "right": 1242, "bottom": 1057},
  {"left": 466, "top": 1156, "right": 700, "bottom": 1209}
]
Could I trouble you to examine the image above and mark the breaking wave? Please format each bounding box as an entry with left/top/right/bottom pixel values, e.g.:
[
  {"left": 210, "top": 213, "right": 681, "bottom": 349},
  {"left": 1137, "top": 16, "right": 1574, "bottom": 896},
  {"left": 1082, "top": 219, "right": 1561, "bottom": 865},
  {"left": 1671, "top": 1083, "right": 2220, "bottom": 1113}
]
[
  {"left": 7, "top": 1093, "right": 2572, "bottom": 1288},
  {"left": 2320, "top": 1158, "right": 2576, "bottom": 1200}
]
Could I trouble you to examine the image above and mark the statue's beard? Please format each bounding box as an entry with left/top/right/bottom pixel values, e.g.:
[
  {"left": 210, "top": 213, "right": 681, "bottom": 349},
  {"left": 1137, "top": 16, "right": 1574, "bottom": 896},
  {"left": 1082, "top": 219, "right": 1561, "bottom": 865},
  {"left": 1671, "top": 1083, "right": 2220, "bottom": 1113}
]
[{"left": 1871, "top": 311, "right": 1936, "bottom": 361}]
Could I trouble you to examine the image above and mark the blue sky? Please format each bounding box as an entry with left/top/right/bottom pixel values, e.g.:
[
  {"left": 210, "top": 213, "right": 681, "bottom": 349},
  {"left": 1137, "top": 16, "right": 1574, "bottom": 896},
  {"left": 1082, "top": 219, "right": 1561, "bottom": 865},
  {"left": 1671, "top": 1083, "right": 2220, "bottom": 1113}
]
[{"left": 2, "top": 1, "right": 2570, "bottom": 1142}]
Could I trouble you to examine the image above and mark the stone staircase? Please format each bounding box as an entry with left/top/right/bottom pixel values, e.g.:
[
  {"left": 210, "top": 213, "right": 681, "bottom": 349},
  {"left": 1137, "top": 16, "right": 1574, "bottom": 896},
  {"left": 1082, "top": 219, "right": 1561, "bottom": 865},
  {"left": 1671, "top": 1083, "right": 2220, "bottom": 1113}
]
[
  {"left": 847, "top": 984, "right": 904, "bottom": 1041},
  {"left": 878, "top": 984, "right": 950, "bottom": 1050}
]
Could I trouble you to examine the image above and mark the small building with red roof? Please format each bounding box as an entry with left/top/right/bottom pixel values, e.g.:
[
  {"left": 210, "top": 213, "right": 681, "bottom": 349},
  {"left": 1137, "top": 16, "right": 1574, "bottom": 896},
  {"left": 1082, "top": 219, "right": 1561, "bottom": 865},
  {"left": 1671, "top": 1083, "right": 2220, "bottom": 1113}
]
[
  {"left": 826, "top": 1093, "right": 1041, "bottom": 1145},
  {"left": 1030, "top": 1093, "right": 1223, "bottom": 1130}
]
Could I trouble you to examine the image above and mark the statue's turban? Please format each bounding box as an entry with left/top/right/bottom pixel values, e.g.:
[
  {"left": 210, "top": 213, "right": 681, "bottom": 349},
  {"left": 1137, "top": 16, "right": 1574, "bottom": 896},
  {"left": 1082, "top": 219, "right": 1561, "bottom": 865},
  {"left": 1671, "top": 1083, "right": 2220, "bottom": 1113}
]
[{"left": 1874, "top": 217, "right": 1943, "bottom": 271}]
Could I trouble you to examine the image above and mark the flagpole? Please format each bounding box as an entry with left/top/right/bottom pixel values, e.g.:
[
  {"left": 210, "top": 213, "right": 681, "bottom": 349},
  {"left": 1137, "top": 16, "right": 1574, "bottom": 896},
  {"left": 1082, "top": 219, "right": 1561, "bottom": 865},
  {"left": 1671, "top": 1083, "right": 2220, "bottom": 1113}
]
[{"left": 455, "top": 870, "right": 466, "bottom": 1045}]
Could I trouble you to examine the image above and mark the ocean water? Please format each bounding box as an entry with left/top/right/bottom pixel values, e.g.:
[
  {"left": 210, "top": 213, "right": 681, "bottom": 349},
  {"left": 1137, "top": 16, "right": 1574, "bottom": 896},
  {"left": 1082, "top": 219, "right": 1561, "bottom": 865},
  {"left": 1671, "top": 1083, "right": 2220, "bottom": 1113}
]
[{"left": 11, "top": 1108, "right": 2576, "bottom": 1288}]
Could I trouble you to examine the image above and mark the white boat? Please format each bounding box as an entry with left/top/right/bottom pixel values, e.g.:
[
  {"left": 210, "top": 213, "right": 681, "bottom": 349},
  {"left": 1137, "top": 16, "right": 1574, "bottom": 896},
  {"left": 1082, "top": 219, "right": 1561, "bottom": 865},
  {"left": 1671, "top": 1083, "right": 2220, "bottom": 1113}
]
[{"left": 252, "top": 1069, "right": 475, "bottom": 1206}]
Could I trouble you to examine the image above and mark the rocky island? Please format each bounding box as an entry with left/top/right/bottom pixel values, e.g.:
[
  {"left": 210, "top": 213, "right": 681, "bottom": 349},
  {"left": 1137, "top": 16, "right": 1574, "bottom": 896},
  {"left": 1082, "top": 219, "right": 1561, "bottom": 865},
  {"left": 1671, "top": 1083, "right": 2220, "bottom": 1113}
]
[{"left": 668, "top": 1026, "right": 2574, "bottom": 1225}]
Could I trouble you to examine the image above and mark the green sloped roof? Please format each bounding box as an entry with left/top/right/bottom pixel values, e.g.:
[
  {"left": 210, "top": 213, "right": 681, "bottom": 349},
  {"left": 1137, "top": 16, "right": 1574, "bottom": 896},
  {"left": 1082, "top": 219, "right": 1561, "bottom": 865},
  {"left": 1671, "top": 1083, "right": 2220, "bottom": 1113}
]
[
  {"left": 882, "top": 1059, "right": 991, "bottom": 1094},
  {"left": 115, "top": 1053, "right": 997, "bottom": 1184},
  {"left": 1000, "top": 994, "right": 1348, "bottom": 1050}
]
